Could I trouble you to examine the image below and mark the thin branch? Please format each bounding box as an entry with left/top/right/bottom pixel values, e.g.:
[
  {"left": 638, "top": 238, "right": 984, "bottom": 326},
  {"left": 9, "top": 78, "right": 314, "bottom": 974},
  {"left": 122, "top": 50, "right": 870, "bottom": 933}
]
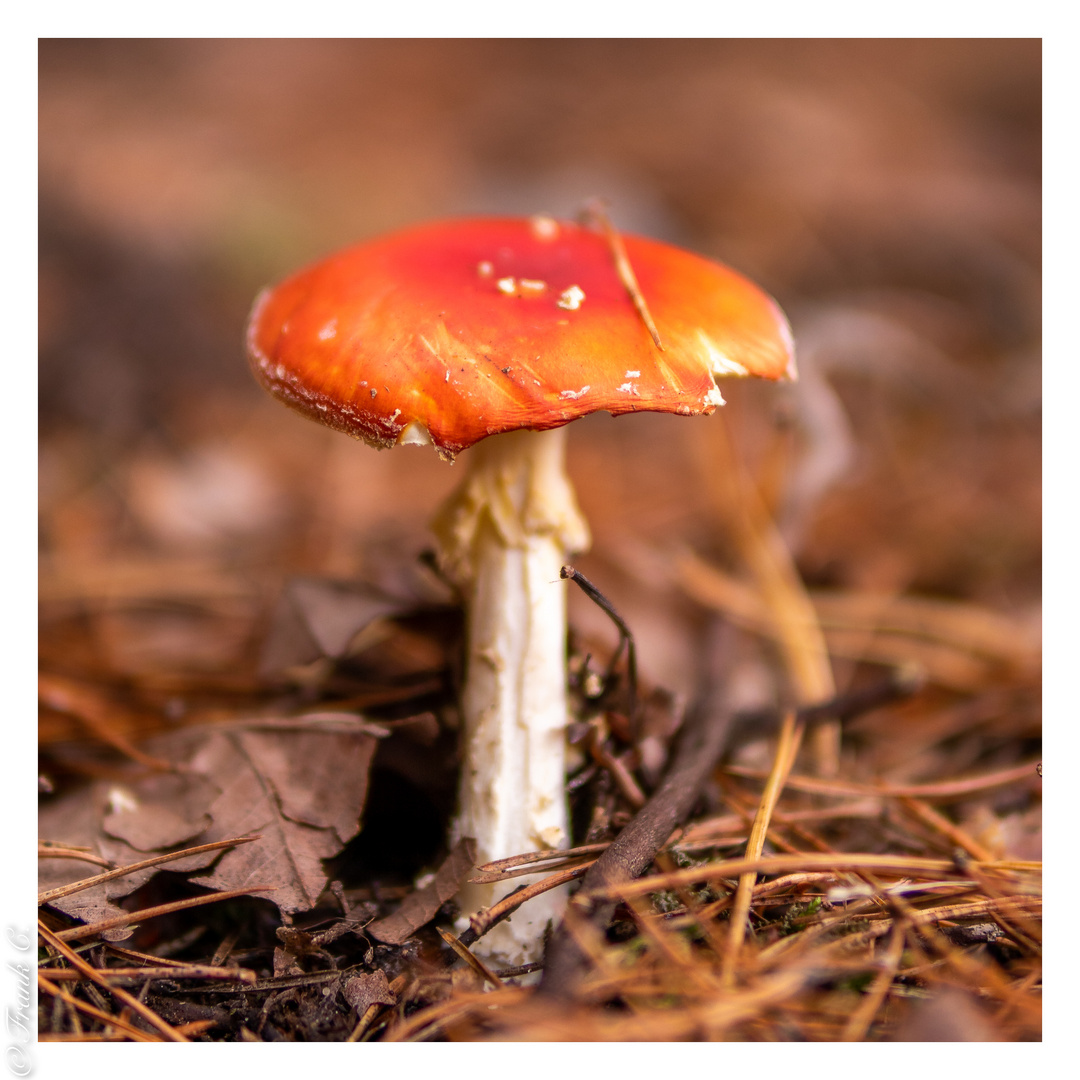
[
  {"left": 459, "top": 862, "right": 595, "bottom": 947},
  {"left": 561, "top": 564, "right": 638, "bottom": 740},
  {"left": 538, "top": 622, "right": 739, "bottom": 998}
]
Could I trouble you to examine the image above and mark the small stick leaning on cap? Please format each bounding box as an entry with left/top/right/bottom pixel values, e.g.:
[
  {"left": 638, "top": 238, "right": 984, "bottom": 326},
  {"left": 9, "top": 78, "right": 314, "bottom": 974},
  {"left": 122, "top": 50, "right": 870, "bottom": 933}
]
[{"left": 246, "top": 211, "right": 795, "bottom": 967}]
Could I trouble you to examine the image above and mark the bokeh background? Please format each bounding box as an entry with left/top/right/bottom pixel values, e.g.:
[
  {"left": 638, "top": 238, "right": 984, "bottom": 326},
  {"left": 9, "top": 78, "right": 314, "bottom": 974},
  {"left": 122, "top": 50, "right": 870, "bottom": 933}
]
[{"left": 39, "top": 37, "right": 1040, "bottom": 721}]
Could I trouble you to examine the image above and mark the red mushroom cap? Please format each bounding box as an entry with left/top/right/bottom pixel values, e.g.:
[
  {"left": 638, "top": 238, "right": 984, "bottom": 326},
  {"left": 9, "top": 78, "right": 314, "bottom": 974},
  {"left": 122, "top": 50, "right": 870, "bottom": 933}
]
[{"left": 247, "top": 216, "right": 795, "bottom": 458}]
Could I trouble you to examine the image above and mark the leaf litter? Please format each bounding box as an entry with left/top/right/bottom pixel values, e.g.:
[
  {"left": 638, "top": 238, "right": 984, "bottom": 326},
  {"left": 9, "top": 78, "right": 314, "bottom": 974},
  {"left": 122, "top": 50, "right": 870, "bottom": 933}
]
[
  {"left": 41, "top": 718, "right": 380, "bottom": 918},
  {"left": 37, "top": 39, "right": 1040, "bottom": 1043},
  {"left": 38, "top": 402, "right": 1042, "bottom": 1045}
]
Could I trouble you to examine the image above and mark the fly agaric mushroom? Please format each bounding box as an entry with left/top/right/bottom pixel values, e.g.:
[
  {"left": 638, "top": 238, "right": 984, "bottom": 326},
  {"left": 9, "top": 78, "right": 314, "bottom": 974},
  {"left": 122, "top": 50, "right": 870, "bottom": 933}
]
[{"left": 246, "top": 214, "right": 795, "bottom": 966}]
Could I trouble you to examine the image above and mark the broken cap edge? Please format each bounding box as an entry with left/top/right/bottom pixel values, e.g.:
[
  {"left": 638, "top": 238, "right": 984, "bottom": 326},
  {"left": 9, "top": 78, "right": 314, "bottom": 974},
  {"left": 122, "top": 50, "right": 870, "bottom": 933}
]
[{"left": 245, "top": 218, "right": 797, "bottom": 459}]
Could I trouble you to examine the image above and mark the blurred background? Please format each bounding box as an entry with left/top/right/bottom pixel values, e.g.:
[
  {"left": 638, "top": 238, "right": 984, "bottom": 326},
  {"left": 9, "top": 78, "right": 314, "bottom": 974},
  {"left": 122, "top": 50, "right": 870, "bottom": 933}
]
[{"left": 38, "top": 38, "right": 1040, "bottom": 728}]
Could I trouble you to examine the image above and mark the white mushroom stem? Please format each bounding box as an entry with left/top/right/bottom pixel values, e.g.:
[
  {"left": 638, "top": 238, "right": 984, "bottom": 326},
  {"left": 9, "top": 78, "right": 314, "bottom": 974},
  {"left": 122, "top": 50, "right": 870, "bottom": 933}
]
[{"left": 431, "top": 426, "right": 590, "bottom": 967}]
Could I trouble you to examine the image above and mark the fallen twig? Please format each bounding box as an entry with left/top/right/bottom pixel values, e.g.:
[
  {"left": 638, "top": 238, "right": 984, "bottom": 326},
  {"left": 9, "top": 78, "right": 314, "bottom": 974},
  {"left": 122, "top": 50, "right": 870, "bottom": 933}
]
[
  {"left": 538, "top": 622, "right": 739, "bottom": 998},
  {"left": 561, "top": 564, "right": 639, "bottom": 741},
  {"left": 722, "top": 759, "right": 1041, "bottom": 802},
  {"left": 460, "top": 862, "right": 595, "bottom": 947}
]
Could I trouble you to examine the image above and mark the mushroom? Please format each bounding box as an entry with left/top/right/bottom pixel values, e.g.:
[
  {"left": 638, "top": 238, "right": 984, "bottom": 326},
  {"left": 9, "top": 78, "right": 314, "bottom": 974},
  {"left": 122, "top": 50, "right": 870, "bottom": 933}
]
[{"left": 246, "top": 214, "right": 795, "bottom": 966}]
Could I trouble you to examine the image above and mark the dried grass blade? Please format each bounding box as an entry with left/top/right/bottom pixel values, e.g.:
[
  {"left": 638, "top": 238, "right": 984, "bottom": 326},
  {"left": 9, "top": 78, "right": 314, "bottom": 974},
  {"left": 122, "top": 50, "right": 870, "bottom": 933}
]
[
  {"left": 677, "top": 797, "right": 882, "bottom": 848},
  {"left": 383, "top": 985, "right": 528, "bottom": 1042},
  {"left": 696, "top": 421, "right": 837, "bottom": 773},
  {"left": 722, "top": 709, "right": 804, "bottom": 985},
  {"left": 840, "top": 921, "right": 905, "bottom": 1041},
  {"left": 621, "top": 891, "right": 717, "bottom": 994},
  {"left": 675, "top": 552, "right": 1038, "bottom": 673},
  {"left": 475, "top": 841, "right": 611, "bottom": 874},
  {"left": 103, "top": 943, "right": 198, "bottom": 968},
  {"left": 38, "top": 842, "right": 112, "bottom": 868},
  {"left": 585, "top": 200, "right": 664, "bottom": 351},
  {"left": 898, "top": 796, "right": 998, "bottom": 862},
  {"left": 722, "top": 759, "right": 1041, "bottom": 801},
  {"left": 38, "top": 921, "right": 187, "bottom": 1042},
  {"left": 173, "top": 1020, "right": 217, "bottom": 1037},
  {"left": 437, "top": 927, "right": 504, "bottom": 987},
  {"left": 38, "top": 835, "right": 260, "bottom": 904},
  {"left": 38, "top": 973, "right": 162, "bottom": 1042},
  {"left": 469, "top": 854, "right": 597, "bottom": 885},
  {"left": 652, "top": 850, "right": 732, "bottom": 962},
  {"left": 839, "top": 894, "right": 1042, "bottom": 948},
  {"left": 52, "top": 885, "right": 275, "bottom": 942},
  {"left": 585, "top": 851, "right": 1017, "bottom": 904},
  {"left": 39, "top": 964, "right": 256, "bottom": 984}
]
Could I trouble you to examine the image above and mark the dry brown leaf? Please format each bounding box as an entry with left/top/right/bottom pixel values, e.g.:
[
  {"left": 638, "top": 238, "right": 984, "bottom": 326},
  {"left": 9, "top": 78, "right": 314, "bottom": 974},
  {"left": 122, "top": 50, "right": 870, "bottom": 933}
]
[
  {"left": 274, "top": 922, "right": 362, "bottom": 977},
  {"left": 39, "top": 719, "right": 379, "bottom": 918},
  {"left": 182, "top": 726, "right": 377, "bottom": 910},
  {"left": 343, "top": 970, "right": 398, "bottom": 1015},
  {"left": 38, "top": 784, "right": 137, "bottom": 936},
  {"left": 258, "top": 577, "right": 414, "bottom": 676},
  {"left": 366, "top": 838, "right": 477, "bottom": 945},
  {"left": 102, "top": 771, "right": 218, "bottom": 852}
]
